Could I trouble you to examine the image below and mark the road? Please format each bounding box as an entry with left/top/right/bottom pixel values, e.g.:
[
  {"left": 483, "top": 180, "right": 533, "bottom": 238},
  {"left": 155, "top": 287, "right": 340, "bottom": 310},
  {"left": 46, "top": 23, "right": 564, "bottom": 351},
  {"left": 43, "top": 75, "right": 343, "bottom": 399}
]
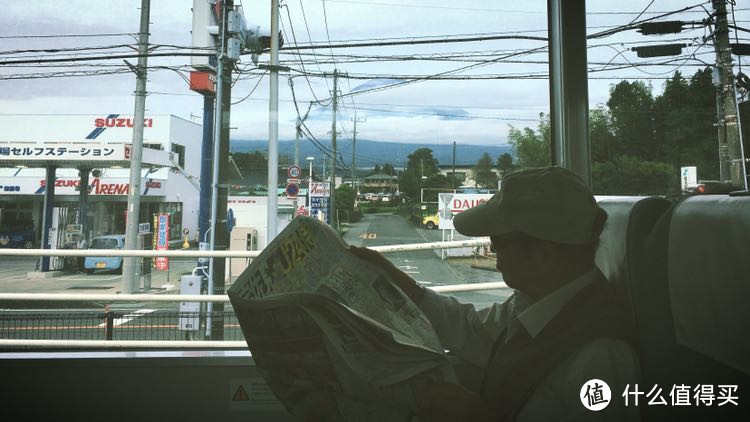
[{"left": 344, "top": 213, "right": 511, "bottom": 308}]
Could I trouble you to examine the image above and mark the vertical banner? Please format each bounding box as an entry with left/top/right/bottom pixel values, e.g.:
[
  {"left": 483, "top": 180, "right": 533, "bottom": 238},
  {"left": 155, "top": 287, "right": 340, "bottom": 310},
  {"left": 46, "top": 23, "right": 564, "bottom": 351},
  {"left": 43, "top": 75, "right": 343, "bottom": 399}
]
[
  {"left": 309, "top": 182, "right": 331, "bottom": 224},
  {"left": 155, "top": 213, "right": 170, "bottom": 270}
]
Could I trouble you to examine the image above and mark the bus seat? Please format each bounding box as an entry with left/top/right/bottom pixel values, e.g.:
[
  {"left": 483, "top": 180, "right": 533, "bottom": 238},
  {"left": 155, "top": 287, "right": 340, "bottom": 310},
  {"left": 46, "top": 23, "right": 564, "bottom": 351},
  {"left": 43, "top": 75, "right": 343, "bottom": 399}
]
[
  {"left": 594, "top": 196, "right": 672, "bottom": 313},
  {"left": 632, "top": 195, "right": 750, "bottom": 420}
]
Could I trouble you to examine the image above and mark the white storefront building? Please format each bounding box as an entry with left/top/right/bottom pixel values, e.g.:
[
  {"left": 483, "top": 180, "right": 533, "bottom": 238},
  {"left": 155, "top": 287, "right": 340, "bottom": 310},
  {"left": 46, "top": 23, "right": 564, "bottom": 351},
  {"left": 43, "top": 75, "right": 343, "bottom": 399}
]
[{"left": 0, "top": 114, "right": 201, "bottom": 247}]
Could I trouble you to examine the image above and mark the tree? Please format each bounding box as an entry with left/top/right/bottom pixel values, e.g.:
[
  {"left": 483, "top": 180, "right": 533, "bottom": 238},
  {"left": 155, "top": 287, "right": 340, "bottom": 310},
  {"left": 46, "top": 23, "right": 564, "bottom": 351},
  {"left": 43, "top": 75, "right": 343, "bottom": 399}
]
[
  {"left": 382, "top": 163, "right": 395, "bottom": 175},
  {"left": 398, "top": 148, "right": 440, "bottom": 200},
  {"left": 592, "top": 156, "right": 677, "bottom": 195},
  {"left": 507, "top": 114, "right": 551, "bottom": 168},
  {"left": 474, "top": 152, "right": 498, "bottom": 188},
  {"left": 231, "top": 151, "right": 267, "bottom": 175},
  {"left": 607, "top": 80, "right": 656, "bottom": 160},
  {"left": 590, "top": 107, "right": 615, "bottom": 163},
  {"left": 421, "top": 174, "right": 451, "bottom": 202},
  {"left": 371, "top": 164, "right": 382, "bottom": 175},
  {"left": 335, "top": 184, "right": 355, "bottom": 212},
  {"left": 653, "top": 69, "right": 718, "bottom": 180},
  {"left": 496, "top": 153, "right": 514, "bottom": 173}
]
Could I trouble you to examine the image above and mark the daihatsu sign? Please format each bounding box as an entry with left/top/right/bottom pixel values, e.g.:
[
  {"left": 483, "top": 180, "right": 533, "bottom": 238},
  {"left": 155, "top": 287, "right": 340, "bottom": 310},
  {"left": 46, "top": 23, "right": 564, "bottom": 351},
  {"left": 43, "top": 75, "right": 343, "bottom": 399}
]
[{"left": 437, "top": 193, "right": 493, "bottom": 230}]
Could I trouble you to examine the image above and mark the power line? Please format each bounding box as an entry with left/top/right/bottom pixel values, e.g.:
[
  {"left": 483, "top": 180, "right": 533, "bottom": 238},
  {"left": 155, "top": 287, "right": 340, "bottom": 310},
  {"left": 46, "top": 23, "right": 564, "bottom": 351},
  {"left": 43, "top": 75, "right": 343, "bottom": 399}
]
[
  {"left": 297, "top": 0, "right": 331, "bottom": 94},
  {"left": 320, "top": 0, "right": 339, "bottom": 68},
  {"left": 231, "top": 71, "right": 268, "bottom": 105},
  {"left": 588, "top": 2, "right": 711, "bottom": 39},
  {"left": 281, "top": 34, "right": 548, "bottom": 51},
  {"left": 280, "top": 2, "right": 328, "bottom": 105},
  {"left": 0, "top": 32, "right": 137, "bottom": 39},
  {"left": 0, "top": 52, "right": 212, "bottom": 66}
]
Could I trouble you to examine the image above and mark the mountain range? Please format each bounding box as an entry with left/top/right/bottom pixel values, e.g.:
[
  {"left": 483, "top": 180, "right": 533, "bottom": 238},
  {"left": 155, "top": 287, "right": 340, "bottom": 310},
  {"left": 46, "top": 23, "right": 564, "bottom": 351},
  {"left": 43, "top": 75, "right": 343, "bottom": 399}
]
[{"left": 230, "top": 139, "right": 513, "bottom": 168}]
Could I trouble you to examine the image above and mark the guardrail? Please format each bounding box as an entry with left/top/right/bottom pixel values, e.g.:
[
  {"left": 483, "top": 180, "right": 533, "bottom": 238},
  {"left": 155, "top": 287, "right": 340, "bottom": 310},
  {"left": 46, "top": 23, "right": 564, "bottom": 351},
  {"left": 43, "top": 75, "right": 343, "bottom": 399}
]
[{"left": 0, "top": 238, "right": 500, "bottom": 349}]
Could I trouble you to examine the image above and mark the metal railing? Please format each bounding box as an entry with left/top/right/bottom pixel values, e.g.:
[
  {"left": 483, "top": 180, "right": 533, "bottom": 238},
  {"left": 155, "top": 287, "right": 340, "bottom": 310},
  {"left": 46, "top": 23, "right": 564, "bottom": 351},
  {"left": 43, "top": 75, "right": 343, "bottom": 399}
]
[{"left": 0, "top": 238, "right": 503, "bottom": 349}]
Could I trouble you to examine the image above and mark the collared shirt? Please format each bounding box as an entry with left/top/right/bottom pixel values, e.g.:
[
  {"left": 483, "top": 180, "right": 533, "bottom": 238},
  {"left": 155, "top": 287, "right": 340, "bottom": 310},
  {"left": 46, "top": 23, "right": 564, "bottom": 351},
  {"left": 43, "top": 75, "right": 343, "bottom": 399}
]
[{"left": 417, "top": 267, "right": 640, "bottom": 421}]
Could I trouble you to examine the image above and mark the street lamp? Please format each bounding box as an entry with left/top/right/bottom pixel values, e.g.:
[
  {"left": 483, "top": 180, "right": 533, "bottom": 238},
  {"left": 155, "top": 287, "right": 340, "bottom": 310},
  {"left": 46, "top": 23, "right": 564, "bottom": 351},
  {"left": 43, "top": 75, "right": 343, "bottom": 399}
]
[{"left": 306, "top": 156, "right": 314, "bottom": 211}]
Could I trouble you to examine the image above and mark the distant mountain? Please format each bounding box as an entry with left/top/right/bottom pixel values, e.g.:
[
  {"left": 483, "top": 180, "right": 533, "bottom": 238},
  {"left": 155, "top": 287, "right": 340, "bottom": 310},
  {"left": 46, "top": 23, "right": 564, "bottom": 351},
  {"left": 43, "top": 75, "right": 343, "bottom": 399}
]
[{"left": 230, "top": 139, "right": 513, "bottom": 168}]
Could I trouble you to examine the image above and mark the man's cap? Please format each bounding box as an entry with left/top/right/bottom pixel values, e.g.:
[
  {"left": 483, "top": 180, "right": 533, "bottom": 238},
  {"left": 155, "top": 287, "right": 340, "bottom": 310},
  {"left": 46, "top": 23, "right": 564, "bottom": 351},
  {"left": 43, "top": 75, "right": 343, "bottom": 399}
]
[{"left": 453, "top": 166, "right": 599, "bottom": 244}]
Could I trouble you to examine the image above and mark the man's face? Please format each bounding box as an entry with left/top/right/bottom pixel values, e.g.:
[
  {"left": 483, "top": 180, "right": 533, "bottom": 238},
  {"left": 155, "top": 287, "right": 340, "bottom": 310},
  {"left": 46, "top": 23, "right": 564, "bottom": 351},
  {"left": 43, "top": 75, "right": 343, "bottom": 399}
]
[{"left": 490, "top": 232, "right": 549, "bottom": 292}]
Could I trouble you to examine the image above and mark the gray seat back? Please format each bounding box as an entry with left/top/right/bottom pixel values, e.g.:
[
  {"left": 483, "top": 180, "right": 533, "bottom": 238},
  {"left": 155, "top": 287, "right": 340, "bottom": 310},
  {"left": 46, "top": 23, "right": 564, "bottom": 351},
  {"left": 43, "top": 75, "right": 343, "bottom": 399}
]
[{"left": 633, "top": 195, "right": 750, "bottom": 421}]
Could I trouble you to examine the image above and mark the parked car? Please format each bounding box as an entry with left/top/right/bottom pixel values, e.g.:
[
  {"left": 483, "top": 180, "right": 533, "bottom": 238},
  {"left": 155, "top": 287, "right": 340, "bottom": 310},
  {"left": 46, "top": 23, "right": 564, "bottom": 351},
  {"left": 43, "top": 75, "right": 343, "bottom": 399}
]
[
  {"left": 421, "top": 213, "right": 439, "bottom": 229},
  {"left": 0, "top": 226, "right": 34, "bottom": 249},
  {"left": 84, "top": 234, "right": 126, "bottom": 274}
]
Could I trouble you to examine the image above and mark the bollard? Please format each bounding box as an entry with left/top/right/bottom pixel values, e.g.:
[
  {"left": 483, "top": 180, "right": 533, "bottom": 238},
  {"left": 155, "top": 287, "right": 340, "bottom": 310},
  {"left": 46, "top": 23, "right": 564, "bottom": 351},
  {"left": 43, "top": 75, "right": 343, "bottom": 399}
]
[{"left": 103, "top": 305, "right": 114, "bottom": 340}]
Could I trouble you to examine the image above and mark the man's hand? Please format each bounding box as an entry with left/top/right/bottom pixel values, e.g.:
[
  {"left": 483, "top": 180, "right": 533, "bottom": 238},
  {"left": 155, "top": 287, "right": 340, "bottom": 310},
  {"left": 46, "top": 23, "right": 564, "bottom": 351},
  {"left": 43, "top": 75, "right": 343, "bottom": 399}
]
[
  {"left": 424, "top": 382, "right": 493, "bottom": 422},
  {"left": 349, "top": 246, "right": 425, "bottom": 302}
]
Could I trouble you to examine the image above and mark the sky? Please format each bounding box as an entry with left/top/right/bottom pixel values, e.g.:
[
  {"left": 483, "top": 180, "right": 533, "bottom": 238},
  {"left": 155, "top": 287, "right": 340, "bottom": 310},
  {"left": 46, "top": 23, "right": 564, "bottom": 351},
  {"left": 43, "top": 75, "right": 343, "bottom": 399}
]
[{"left": 1, "top": 0, "right": 749, "bottom": 149}]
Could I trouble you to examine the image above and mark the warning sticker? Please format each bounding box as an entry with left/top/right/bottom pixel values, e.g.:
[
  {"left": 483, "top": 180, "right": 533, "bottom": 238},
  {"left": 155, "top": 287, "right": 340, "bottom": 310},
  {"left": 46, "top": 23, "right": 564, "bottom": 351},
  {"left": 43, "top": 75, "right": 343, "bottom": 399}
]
[
  {"left": 229, "top": 377, "right": 284, "bottom": 412},
  {"left": 232, "top": 385, "right": 249, "bottom": 402}
]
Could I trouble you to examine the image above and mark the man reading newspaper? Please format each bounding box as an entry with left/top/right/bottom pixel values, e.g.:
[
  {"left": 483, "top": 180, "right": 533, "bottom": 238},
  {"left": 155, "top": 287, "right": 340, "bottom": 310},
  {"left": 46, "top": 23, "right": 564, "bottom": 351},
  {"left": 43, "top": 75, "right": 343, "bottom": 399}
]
[{"left": 228, "top": 216, "right": 458, "bottom": 422}]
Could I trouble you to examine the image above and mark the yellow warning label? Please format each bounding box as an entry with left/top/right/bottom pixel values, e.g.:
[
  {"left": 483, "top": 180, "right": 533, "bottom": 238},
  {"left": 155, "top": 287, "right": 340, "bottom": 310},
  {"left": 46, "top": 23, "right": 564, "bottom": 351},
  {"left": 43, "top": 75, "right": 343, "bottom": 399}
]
[{"left": 232, "top": 385, "right": 249, "bottom": 402}]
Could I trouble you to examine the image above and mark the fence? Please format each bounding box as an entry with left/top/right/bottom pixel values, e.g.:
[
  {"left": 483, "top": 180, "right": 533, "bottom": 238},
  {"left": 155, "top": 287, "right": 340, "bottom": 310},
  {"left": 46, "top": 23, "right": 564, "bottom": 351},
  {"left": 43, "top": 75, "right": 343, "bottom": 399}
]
[{"left": 0, "top": 238, "right": 501, "bottom": 348}]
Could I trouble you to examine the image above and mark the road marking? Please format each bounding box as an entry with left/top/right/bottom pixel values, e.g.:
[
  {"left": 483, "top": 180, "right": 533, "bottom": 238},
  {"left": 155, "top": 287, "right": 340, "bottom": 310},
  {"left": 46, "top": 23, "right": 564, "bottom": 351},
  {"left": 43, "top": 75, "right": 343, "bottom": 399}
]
[
  {"left": 0, "top": 267, "right": 24, "bottom": 274},
  {"left": 404, "top": 271, "right": 420, "bottom": 274},
  {"left": 417, "top": 281, "right": 432, "bottom": 285},
  {"left": 359, "top": 233, "right": 377, "bottom": 239},
  {"left": 98, "top": 309, "right": 156, "bottom": 327},
  {"left": 59, "top": 275, "right": 122, "bottom": 281},
  {"left": 0, "top": 274, "right": 26, "bottom": 281},
  {"left": 398, "top": 265, "right": 419, "bottom": 270}
]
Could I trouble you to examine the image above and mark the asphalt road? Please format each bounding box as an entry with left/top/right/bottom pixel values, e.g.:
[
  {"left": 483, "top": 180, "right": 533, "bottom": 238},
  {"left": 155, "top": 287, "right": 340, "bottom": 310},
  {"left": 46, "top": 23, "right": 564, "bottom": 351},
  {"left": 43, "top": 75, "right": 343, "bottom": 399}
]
[{"left": 344, "top": 213, "right": 512, "bottom": 308}]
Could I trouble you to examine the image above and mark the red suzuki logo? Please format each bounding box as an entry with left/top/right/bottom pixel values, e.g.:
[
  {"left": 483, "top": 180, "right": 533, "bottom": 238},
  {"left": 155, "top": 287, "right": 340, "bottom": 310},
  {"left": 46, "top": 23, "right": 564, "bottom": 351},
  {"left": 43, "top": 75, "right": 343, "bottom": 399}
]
[{"left": 94, "top": 117, "right": 153, "bottom": 128}]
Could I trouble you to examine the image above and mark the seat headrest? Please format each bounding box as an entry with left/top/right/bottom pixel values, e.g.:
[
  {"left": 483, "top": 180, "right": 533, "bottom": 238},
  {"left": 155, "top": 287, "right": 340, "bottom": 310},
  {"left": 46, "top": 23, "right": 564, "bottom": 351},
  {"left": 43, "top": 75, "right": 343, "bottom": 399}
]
[{"left": 668, "top": 195, "right": 750, "bottom": 375}]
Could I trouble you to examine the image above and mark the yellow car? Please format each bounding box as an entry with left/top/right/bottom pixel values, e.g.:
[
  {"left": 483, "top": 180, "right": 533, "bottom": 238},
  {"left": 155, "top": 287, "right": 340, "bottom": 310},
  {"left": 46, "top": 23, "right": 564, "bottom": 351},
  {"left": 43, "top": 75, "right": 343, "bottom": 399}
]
[{"left": 422, "top": 213, "right": 439, "bottom": 229}]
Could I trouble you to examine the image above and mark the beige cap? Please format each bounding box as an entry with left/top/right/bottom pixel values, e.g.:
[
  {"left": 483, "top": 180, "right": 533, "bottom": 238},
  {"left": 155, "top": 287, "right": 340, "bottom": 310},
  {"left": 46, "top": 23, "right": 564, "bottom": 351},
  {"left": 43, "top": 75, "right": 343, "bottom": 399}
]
[{"left": 453, "top": 166, "right": 599, "bottom": 244}]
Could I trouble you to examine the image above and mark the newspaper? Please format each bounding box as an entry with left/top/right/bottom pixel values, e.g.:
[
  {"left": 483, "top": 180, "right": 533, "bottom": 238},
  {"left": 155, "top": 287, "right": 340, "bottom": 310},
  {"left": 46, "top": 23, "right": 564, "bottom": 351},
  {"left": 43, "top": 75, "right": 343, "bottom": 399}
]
[{"left": 228, "top": 216, "right": 457, "bottom": 421}]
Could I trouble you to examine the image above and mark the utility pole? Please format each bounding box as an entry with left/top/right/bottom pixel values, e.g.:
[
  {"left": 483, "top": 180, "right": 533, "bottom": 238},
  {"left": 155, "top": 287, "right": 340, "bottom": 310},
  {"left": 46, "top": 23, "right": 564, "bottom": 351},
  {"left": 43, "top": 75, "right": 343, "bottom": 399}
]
[
  {"left": 329, "top": 69, "right": 338, "bottom": 226},
  {"left": 351, "top": 112, "right": 366, "bottom": 194},
  {"left": 206, "top": 0, "right": 236, "bottom": 340},
  {"left": 351, "top": 113, "right": 357, "bottom": 183},
  {"left": 452, "top": 141, "right": 456, "bottom": 189},
  {"left": 267, "top": 0, "right": 281, "bottom": 244},
  {"left": 294, "top": 117, "right": 301, "bottom": 167},
  {"left": 712, "top": 0, "right": 748, "bottom": 188},
  {"left": 122, "top": 0, "right": 151, "bottom": 293}
]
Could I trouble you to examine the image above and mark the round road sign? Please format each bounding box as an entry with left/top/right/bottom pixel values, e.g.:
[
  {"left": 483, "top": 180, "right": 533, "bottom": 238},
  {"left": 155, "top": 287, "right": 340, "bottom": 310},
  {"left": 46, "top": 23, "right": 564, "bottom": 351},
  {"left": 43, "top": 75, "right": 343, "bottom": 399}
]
[
  {"left": 288, "top": 165, "right": 302, "bottom": 178},
  {"left": 285, "top": 183, "right": 300, "bottom": 198}
]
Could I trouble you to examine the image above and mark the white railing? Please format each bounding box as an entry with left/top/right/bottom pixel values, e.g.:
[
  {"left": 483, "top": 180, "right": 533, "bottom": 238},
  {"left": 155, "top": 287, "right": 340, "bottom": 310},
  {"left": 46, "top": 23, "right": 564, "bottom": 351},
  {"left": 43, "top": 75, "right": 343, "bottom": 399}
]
[
  {"left": 0, "top": 238, "right": 502, "bottom": 349},
  {"left": 0, "top": 238, "right": 489, "bottom": 258}
]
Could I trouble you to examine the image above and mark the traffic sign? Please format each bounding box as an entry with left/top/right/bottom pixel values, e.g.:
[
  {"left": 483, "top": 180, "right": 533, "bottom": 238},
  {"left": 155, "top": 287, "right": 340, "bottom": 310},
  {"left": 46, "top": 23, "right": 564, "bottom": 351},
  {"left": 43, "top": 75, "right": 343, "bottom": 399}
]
[
  {"left": 285, "top": 183, "right": 300, "bottom": 198},
  {"left": 288, "top": 165, "right": 302, "bottom": 178},
  {"left": 287, "top": 178, "right": 301, "bottom": 184}
]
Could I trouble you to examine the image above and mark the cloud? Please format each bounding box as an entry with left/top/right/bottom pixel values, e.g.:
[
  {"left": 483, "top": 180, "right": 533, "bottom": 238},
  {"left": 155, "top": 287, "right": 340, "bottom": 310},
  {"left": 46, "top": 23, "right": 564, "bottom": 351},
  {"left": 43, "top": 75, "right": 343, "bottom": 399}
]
[{"left": 350, "top": 79, "right": 405, "bottom": 93}]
